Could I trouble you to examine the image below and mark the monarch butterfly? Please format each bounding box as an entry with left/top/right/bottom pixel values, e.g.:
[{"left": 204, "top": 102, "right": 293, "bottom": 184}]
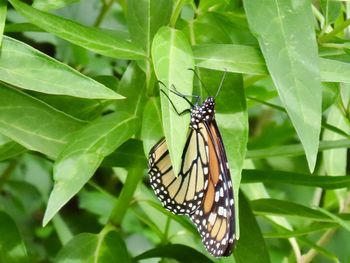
[{"left": 148, "top": 74, "right": 235, "bottom": 257}]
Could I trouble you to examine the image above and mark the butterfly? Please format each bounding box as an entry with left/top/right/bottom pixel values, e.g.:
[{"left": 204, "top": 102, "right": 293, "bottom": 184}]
[{"left": 148, "top": 74, "right": 235, "bottom": 257}]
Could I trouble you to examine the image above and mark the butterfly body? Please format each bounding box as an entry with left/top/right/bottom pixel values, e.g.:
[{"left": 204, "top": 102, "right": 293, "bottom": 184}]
[{"left": 148, "top": 96, "right": 235, "bottom": 257}]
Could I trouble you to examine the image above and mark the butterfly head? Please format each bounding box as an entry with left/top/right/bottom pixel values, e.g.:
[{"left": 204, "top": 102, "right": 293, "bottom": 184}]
[{"left": 190, "top": 97, "right": 215, "bottom": 128}]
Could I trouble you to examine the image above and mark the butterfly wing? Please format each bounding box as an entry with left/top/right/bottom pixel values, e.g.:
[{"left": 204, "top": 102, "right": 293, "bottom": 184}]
[
  {"left": 148, "top": 124, "right": 209, "bottom": 215},
  {"left": 190, "top": 120, "right": 235, "bottom": 257}
]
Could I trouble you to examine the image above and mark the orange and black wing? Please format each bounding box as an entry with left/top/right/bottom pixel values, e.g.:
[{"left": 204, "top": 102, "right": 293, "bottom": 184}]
[
  {"left": 190, "top": 119, "right": 235, "bottom": 256},
  {"left": 148, "top": 124, "right": 210, "bottom": 215},
  {"left": 148, "top": 119, "right": 235, "bottom": 257}
]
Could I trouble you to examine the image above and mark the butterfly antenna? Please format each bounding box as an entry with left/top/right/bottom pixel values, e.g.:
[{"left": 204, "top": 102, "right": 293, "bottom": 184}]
[
  {"left": 215, "top": 69, "right": 227, "bottom": 98},
  {"left": 188, "top": 68, "right": 210, "bottom": 97}
]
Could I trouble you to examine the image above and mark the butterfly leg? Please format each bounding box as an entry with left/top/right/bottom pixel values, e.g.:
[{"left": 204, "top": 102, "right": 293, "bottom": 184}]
[{"left": 160, "top": 89, "right": 191, "bottom": 116}]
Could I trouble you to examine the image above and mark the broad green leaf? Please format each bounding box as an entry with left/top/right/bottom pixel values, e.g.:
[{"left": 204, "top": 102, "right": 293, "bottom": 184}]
[
  {"left": 323, "top": 100, "right": 349, "bottom": 172},
  {"left": 184, "top": 12, "right": 233, "bottom": 44},
  {"left": 246, "top": 139, "right": 350, "bottom": 159},
  {"left": 0, "top": 0, "right": 6, "bottom": 44},
  {"left": 0, "top": 85, "right": 85, "bottom": 158},
  {"left": 242, "top": 170, "right": 350, "bottom": 189},
  {"left": 194, "top": 44, "right": 267, "bottom": 75},
  {"left": 33, "top": 0, "right": 79, "bottom": 11},
  {"left": 115, "top": 62, "right": 147, "bottom": 118},
  {"left": 198, "top": 0, "right": 230, "bottom": 13},
  {"left": 234, "top": 192, "right": 270, "bottom": 263},
  {"left": 323, "top": 94, "right": 349, "bottom": 199},
  {"left": 43, "top": 112, "right": 138, "bottom": 225},
  {"left": 141, "top": 97, "right": 163, "bottom": 156},
  {"left": 320, "top": 58, "right": 350, "bottom": 83},
  {"left": 194, "top": 43, "right": 350, "bottom": 84},
  {"left": 9, "top": 0, "right": 145, "bottom": 60},
  {"left": 127, "top": 0, "right": 172, "bottom": 54},
  {"left": 52, "top": 215, "right": 73, "bottom": 245},
  {"left": 251, "top": 199, "right": 350, "bottom": 223},
  {"left": 134, "top": 244, "right": 214, "bottom": 263},
  {"left": 54, "top": 229, "right": 131, "bottom": 263},
  {"left": 0, "top": 140, "right": 27, "bottom": 162},
  {"left": 0, "top": 36, "right": 123, "bottom": 99},
  {"left": 320, "top": 0, "right": 342, "bottom": 25},
  {"left": 152, "top": 27, "right": 194, "bottom": 174},
  {"left": 33, "top": 94, "right": 106, "bottom": 121},
  {"left": 4, "top": 23, "right": 42, "bottom": 33},
  {"left": 102, "top": 139, "right": 147, "bottom": 168},
  {"left": 0, "top": 211, "right": 29, "bottom": 263},
  {"left": 244, "top": 0, "right": 322, "bottom": 172}
]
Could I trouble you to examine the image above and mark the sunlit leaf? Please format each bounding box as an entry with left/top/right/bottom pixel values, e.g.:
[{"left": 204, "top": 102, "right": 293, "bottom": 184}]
[
  {"left": 244, "top": 0, "right": 322, "bottom": 172},
  {"left": 0, "top": 211, "right": 29, "bottom": 263},
  {"left": 0, "top": 37, "right": 123, "bottom": 99},
  {"left": 43, "top": 112, "right": 138, "bottom": 225},
  {"left": 54, "top": 229, "right": 131, "bottom": 263},
  {"left": 9, "top": 0, "right": 145, "bottom": 60},
  {"left": 152, "top": 26, "right": 194, "bottom": 174}
]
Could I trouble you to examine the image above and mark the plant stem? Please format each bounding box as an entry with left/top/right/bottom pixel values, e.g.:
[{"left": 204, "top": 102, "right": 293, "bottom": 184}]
[
  {"left": 162, "top": 217, "right": 171, "bottom": 244},
  {"left": 170, "top": 0, "right": 186, "bottom": 27},
  {"left": 108, "top": 167, "right": 144, "bottom": 226},
  {"left": 319, "top": 18, "right": 350, "bottom": 43},
  {"left": 94, "top": 0, "right": 115, "bottom": 27},
  {"left": 0, "top": 160, "right": 17, "bottom": 189}
]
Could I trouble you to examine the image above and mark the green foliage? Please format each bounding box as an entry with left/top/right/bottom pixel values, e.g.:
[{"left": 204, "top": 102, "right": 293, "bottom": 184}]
[{"left": 0, "top": 0, "right": 350, "bottom": 262}]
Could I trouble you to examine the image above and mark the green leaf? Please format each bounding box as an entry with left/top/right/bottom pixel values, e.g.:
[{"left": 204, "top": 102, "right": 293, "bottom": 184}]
[
  {"left": 32, "top": 0, "right": 79, "bottom": 11},
  {"left": 234, "top": 192, "right": 271, "bottom": 263},
  {"left": 264, "top": 222, "right": 338, "bottom": 238},
  {"left": 33, "top": 94, "right": 106, "bottom": 121},
  {"left": 115, "top": 62, "right": 147, "bottom": 118},
  {"left": 323, "top": 103, "right": 349, "bottom": 176},
  {"left": 134, "top": 244, "right": 214, "bottom": 263},
  {"left": 193, "top": 43, "right": 350, "bottom": 84},
  {"left": 297, "top": 237, "right": 339, "bottom": 262},
  {"left": 8, "top": 0, "right": 145, "bottom": 60},
  {"left": 0, "top": 211, "right": 29, "bottom": 263},
  {"left": 244, "top": 0, "right": 322, "bottom": 172},
  {"left": 0, "top": 85, "right": 85, "bottom": 158},
  {"left": 102, "top": 139, "right": 147, "bottom": 168},
  {"left": 194, "top": 44, "right": 267, "bottom": 75},
  {"left": 0, "top": 140, "right": 27, "bottom": 162},
  {"left": 127, "top": 0, "right": 172, "bottom": 54},
  {"left": 320, "top": 0, "right": 341, "bottom": 25},
  {"left": 79, "top": 190, "right": 116, "bottom": 224},
  {"left": 54, "top": 229, "right": 131, "bottom": 263},
  {"left": 0, "top": 0, "right": 6, "bottom": 44},
  {"left": 241, "top": 170, "right": 350, "bottom": 189},
  {"left": 251, "top": 199, "right": 350, "bottom": 223},
  {"left": 320, "top": 58, "right": 350, "bottom": 83},
  {"left": 152, "top": 27, "right": 194, "bottom": 174},
  {"left": 0, "top": 36, "right": 123, "bottom": 99},
  {"left": 316, "top": 207, "right": 350, "bottom": 232},
  {"left": 43, "top": 112, "right": 138, "bottom": 225},
  {"left": 246, "top": 139, "right": 350, "bottom": 159},
  {"left": 141, "top": 97, "right": 163, "bottom": 156}
]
